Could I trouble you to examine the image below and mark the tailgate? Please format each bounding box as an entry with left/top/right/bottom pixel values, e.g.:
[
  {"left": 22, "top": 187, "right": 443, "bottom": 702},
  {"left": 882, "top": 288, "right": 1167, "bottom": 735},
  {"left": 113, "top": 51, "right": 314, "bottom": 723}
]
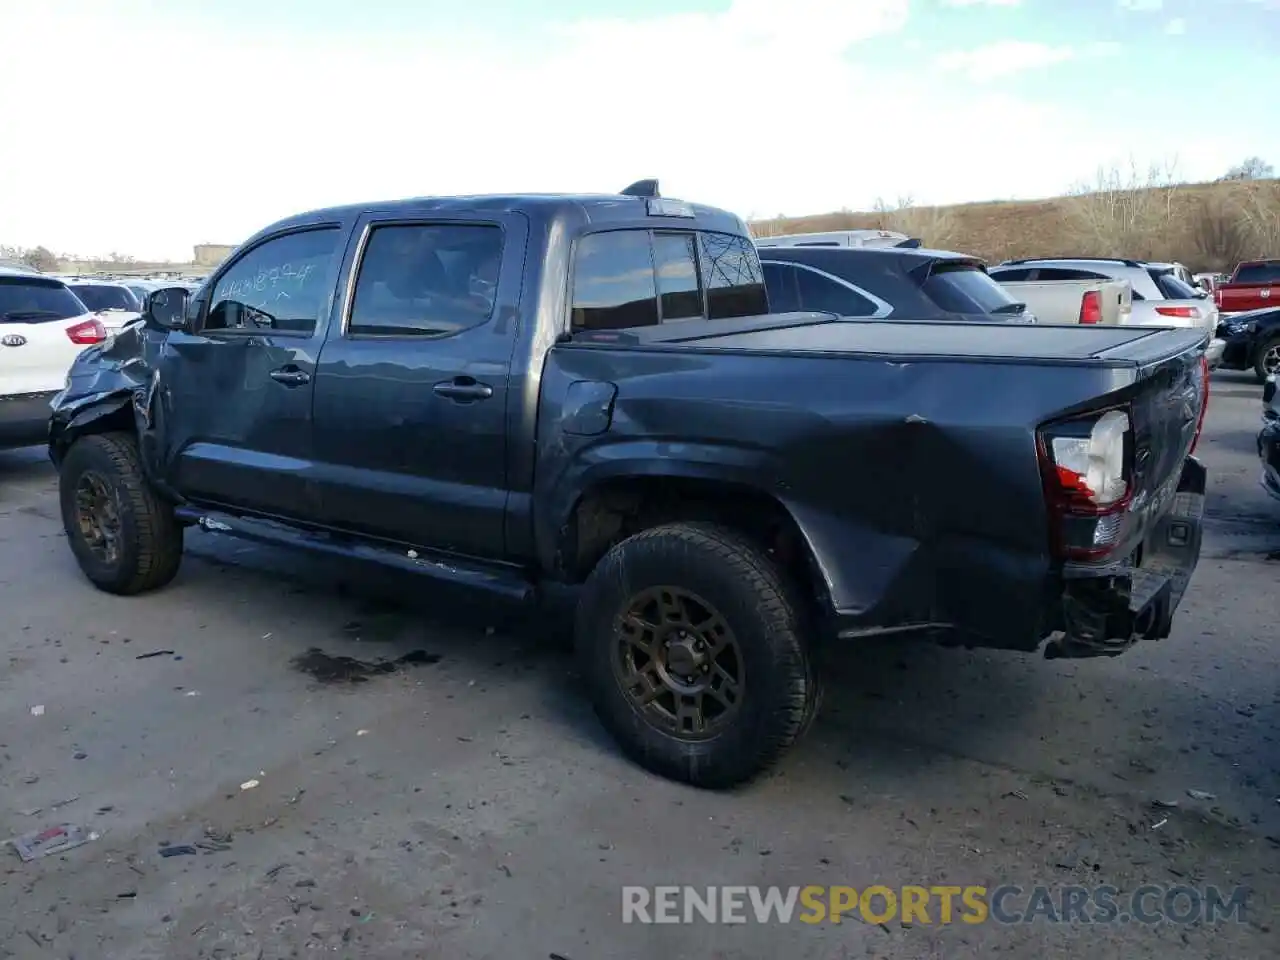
[{"left": 1219, "top": 285, "right": 1271, "bottom": 311}]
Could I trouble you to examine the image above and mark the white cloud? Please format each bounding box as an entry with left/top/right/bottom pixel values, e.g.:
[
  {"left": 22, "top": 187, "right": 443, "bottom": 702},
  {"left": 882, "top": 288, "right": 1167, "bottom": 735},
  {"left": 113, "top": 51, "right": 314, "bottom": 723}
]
[
  {"left": 940, "top": 0, "right": 1022, "bottom": 6},
  {"left": 933, "top": 40, "right": 1117, "bottom": 82},
  {"left": 1165, "top": 16, "right": 1188, "bottom": 33},
  {"left": 0, "top": 0, "right": 1260, "bottom": 259},
  {"left": 1119, "top": 0, "right": 1164, "bottom": 10}
]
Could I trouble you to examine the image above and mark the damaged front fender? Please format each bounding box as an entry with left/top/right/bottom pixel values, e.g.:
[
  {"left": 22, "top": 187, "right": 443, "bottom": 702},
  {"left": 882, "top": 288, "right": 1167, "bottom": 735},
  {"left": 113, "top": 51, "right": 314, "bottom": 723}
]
[{"left": 48, "top": 322, "right": 166, "bottom": 468}]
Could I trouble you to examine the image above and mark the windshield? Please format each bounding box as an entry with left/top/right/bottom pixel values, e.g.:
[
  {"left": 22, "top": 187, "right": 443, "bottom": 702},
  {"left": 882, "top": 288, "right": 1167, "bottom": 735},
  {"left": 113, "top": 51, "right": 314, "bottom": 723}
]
[
  {"left": 0, "top": 277, "right": 88, "bottom": 322},
  {"left": 922, "top": 263, "right": 1022, "bottom": 315},
  {"left": 69, "top": 284, "right": 141, "bottom": 312},
  {"left": 1148, "top": 270, "right": 1200, "bottom": 300}
]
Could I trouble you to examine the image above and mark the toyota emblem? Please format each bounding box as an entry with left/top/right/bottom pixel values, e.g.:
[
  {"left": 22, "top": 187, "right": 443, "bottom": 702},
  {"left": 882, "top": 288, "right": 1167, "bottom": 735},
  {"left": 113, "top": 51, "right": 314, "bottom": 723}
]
[{"left": 1, "top": 333, "right": 27, "bottom": 347}]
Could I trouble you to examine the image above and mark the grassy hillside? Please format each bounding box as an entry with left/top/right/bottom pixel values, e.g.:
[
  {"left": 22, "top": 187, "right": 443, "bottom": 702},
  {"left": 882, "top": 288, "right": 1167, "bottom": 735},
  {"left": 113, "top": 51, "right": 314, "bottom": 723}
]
[{"left": 749, "top": 176, "right": 1280, "bottom": 273}]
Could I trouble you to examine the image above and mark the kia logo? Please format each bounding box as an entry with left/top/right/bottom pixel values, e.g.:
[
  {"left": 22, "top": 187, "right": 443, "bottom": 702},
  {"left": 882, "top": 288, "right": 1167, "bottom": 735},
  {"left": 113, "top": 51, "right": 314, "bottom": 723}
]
[{"left": 1, "top": 333, "right": 27, "bottom": 347}]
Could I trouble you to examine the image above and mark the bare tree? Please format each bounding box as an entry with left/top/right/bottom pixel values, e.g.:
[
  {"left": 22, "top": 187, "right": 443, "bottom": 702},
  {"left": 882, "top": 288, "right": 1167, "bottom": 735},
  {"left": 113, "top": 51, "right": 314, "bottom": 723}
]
[
  {"left": 1219, "top": 156, "right": 1275, "bottom": 182},
  {"left": 1236, "top": 181, "right": 1280, "bottom": 255},
  {"left": 1065, "top": 157, "right": 1183, "bottom": 260},
  {"left": 1190, "top": 193, "right": 1254, "bottom": 273}
]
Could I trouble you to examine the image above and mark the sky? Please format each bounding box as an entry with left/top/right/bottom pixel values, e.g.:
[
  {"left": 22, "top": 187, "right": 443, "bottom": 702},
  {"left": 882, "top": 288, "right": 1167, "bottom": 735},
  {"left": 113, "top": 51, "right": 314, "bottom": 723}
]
[{"left": 0, "top": 0, "right": 1276, "bottom": 261}]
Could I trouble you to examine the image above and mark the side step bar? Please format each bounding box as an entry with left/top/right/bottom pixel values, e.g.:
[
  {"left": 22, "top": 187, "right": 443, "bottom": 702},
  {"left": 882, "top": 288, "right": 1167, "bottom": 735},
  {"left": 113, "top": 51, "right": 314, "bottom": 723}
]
[{"left": 174, "top": 506, "right": 535, "bottom": 603}]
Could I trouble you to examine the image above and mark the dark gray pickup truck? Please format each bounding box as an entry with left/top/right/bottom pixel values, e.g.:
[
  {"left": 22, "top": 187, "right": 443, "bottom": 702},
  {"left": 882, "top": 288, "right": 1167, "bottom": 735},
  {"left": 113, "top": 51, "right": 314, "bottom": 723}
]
[{"left": 48, "top": 182, "right": 1210, "bottom": 787}]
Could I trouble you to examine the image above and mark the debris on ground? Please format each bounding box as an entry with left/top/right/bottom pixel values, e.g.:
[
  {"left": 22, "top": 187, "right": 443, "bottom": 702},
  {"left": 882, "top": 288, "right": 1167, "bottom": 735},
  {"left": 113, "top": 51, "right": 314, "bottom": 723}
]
[
  {"left": 135, "top": 650, "right": 175, "bottom": 660},
  {"left": 30, "top": 705, "right": 44, "bottom": 716},
  {"left": 1152, "top": 818, "right": 1169, "bottom": 830},
  {"left": 8, "top": 824, "right": 98, "bottom": 862},
  {"left": 1187, "top": 789, "right": 1217, "bottom": 801},
  {"left": 241, "top": 779, "right": 260, "bottom": 791},
  {"left": 1152, "top": 799, "right": 1180, "bottom": 809},
  {"left": 158, "top": 844, "right": 198, "bottom": 858}
]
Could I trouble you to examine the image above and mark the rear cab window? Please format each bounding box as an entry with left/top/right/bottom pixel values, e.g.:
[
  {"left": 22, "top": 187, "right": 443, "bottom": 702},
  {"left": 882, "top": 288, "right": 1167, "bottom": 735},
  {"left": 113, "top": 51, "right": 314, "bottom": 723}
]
[
  {"left": 1234, "top": 262, "right": 1280, "bottom": 284},
  {"left": 0, "top": 277, "right": 88, "bottom": 323},
  {"left": 921, "top": 264, "right": 1023, "bottom": 315},
  {"left": 571, "top": 229, "right": 766, "bottom": 331}
]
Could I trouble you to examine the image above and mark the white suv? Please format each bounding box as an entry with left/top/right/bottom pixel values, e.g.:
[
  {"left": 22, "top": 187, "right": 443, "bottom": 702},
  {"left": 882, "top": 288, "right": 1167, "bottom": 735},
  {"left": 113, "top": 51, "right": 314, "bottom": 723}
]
[{"left": 1, "top": 269, "right": 106, "bottom": 450}]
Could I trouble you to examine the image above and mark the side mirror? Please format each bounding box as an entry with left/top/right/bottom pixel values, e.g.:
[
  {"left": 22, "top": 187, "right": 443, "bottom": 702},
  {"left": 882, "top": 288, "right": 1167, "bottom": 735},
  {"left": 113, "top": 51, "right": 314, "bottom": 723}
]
[{"left": 144, "top": 287, "right": 191, "bottom": 330}]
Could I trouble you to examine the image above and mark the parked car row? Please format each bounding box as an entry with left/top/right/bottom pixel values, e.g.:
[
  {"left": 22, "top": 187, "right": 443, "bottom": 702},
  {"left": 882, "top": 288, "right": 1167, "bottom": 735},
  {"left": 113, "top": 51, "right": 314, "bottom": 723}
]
[{"left": 38, "top": 180, "right": 1212, "bottom": 789}]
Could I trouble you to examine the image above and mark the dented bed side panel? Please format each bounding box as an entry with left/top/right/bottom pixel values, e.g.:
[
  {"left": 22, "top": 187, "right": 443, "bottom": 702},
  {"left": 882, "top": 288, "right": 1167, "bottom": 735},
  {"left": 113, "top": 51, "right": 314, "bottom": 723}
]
[{"left": 534, "top": 346, "right": 1146, "bottom": 649}]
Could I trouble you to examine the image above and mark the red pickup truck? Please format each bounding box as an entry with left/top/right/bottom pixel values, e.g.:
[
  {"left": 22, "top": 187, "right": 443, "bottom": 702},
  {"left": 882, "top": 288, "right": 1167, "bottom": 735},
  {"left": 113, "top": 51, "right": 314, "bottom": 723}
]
[{"left": 1215, "top": 259, "right": 1280, "bottom": 314}]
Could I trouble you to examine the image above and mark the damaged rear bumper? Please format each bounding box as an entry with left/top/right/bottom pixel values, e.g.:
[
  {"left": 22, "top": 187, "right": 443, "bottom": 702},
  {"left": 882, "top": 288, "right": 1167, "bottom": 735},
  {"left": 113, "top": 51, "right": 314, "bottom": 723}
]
[{"left": 1045, "top": 456, "right": 1206, "bottom": 659}]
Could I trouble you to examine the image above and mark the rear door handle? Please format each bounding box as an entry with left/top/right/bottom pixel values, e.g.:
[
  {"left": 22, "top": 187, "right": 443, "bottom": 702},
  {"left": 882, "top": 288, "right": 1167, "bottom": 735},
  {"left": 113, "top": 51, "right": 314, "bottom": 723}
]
[
  {"left": 269, "top": 367, "right": 311, "bottom": 386},
  {"left": 433, "top": 377, "right": 493, "bottom": 402}
]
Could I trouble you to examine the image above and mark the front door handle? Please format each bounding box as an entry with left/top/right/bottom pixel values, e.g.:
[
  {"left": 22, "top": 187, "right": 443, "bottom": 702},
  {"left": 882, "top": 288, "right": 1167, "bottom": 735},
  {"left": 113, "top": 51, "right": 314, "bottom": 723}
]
[
  {"left": 269, "top": 367, "right": 311, "bottom": 386},
  {"left": 433, "top": 377, "right": 493, "bottom": 402}
]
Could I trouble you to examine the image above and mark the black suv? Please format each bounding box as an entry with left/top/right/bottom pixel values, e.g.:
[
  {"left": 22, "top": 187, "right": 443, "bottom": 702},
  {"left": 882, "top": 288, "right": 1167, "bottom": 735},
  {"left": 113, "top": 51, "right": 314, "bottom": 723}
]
[{"left": 758, "top": 245, "right": 1032, "bottom": 322}]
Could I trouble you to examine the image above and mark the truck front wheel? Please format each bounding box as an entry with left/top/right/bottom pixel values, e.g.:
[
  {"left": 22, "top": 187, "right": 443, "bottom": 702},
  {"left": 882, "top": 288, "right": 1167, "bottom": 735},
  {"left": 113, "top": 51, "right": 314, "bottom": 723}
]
[
  {"left": 576, "top": 521, "right": 816, "bottom": 788},
  {"left": 58, "top": 432, "right": 184, "bottom": 595}
]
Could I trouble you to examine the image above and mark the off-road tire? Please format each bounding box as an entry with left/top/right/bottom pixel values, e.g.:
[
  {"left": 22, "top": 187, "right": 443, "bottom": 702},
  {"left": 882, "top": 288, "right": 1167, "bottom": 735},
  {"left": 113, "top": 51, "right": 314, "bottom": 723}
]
[
  {"left": 575, "top": 521, "right": 816, "bottom": 788},
  {"left": 59, "top": 432, "right": 183, "bottom": 595},
  {"left": 1254, "top": 334, "right": 1280, "bottom": 384}
]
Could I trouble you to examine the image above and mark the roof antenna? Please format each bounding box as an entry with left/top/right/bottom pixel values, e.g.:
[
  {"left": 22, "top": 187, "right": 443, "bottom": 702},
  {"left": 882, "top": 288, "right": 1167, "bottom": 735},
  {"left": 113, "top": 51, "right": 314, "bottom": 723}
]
[{"left": 620, "top": 179, "right": 660, "bottom": 198}]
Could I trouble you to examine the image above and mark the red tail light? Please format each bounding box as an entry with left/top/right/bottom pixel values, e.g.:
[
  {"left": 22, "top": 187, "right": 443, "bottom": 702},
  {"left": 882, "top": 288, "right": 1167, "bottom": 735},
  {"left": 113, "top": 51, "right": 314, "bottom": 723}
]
[
  {"left": 1079, "top": 290, "right": 1102, "bottom": 324},
  {"left": 1190, "top": 354, "right": 1209, "bottom": 455},
  {"left": 1037, "top": 408, "right": 1132, "bottom": 561},
  {"left": 66, "top": 318, "right": 107, "bottom": 344},
  {"left": 1155, "top": 306, "right": 1198, "bottom": 319}
]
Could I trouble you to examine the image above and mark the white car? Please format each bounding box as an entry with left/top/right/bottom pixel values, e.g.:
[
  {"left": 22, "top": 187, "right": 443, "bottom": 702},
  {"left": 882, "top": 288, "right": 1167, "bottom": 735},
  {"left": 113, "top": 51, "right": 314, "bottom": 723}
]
[
  {"left": 1, "top": 269, "right": 107, "bottom": 450},
  {"left": 64, "top": 279, "right": 143, "bottom": 334}
]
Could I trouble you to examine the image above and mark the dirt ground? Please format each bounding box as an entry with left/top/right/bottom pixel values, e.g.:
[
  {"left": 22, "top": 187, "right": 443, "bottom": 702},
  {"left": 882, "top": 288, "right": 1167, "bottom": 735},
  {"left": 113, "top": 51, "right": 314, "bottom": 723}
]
[{"left": 1, "top": 370, "right": 1278, "bottom": 959}]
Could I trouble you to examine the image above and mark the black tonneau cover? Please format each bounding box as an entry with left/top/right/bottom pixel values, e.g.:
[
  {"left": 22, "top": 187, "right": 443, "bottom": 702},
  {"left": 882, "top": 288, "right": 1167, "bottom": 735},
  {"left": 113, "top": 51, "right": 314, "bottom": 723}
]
[{"left": 569, "top": 313, "right": 1208, "bottom": 364}]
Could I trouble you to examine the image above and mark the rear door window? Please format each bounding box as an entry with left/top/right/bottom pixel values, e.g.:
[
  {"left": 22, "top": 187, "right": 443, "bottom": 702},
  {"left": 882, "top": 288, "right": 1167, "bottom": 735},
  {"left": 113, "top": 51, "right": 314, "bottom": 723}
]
[
  {"left": 1234, "top": 262, "right": 1280, "bottom": 284},
  {"left": 571, "top": 231, "right": 659, "bottom": 331},
  {"left": 762, "top": 262, "right": 800, "bottom": 313},
  {"left": 348, "top": 222, "right": 503, "bottom": 337},
  {"left": 794, "top": 267, "right": 880, "bottom": 317},
  {"left": 698, "top": 232, "right": 767, "bottom": 319},
  {"left": 922, "top": 264, "right": 1023, "bottom": 314},
  {"left": 0, "top": 277, "right": 88, "bottom": 323}
]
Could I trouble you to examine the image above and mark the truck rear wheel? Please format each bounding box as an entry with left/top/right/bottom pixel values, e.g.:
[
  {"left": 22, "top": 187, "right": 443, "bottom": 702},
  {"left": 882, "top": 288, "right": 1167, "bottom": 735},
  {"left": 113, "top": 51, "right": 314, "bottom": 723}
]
[
  {"left": 576, "top": 521, "right": 816, "bottom": 788},
  {"left": 59, "top": 432, "right": 183, "bottom": 595}
]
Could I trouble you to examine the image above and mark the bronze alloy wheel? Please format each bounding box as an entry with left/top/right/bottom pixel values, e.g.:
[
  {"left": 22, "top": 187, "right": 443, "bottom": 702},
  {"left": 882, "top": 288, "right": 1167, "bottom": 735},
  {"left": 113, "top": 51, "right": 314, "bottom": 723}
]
[
  {"left": 74, "top": 471, "right": 123, "bottom": 566},
  {"left": 612, "top": 585, "right": 744, "bottom": 740}
]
